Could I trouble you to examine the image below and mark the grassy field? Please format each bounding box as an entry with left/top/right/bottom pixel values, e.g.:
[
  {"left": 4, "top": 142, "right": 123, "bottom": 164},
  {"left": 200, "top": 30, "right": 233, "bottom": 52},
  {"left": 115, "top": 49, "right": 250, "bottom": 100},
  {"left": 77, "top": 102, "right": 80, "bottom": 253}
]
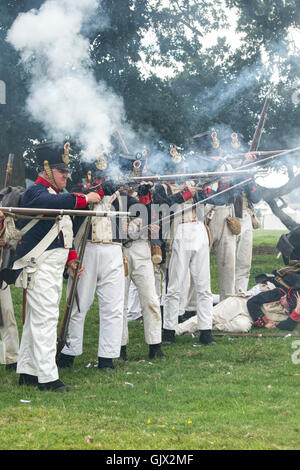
[{"left": 1, "top": 229, "right": 300, "bottom": 451}]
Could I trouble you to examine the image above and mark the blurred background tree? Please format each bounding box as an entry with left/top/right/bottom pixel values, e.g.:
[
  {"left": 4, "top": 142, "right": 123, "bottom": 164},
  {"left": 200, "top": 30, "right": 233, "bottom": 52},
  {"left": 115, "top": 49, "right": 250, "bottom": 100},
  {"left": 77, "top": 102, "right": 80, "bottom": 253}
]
[{"left": 0, "top": 0, "right": 299, "bottom": 187}]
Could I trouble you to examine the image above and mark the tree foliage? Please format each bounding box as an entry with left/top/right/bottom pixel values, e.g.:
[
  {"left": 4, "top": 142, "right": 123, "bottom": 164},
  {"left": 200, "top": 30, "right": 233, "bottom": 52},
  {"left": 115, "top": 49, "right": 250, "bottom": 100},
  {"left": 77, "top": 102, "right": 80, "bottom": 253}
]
[{"left": 0, "top": 0, "right": 299, "bottom": 190}]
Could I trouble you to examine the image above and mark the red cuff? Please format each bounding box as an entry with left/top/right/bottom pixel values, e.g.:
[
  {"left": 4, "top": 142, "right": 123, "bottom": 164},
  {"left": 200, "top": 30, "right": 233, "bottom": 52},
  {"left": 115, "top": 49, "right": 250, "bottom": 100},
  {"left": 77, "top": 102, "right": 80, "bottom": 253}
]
[
  {"left": 139, "top": 193, "right": 152, "bottom": 205},
  {"left": 181, "top": 188, "right": 193, "bottom": 201},
  {"left": 73, "top": 193, "right": 88, "bottom": 209},
  {"left": 96, "top": 187, "right": 105, "bottom": 198},
  {"left": 204, "top": 186, "right": 212, "bottom": 197},
  {"left": 253, "top": 316, "right": 269, "bottom": 327},
  {"left": 290, "top": 310, "right": 300, "bottom": 322},
  {"left": 67, "top": 250, "right": 78, "bottom": 264}
]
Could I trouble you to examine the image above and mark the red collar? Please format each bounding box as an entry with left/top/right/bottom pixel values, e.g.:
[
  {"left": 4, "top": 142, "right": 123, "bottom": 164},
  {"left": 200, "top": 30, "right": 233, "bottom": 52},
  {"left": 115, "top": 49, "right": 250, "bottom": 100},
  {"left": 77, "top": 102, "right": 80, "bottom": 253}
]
[{"left": 35, "top": 176, "right": 59, "bottom": 194}]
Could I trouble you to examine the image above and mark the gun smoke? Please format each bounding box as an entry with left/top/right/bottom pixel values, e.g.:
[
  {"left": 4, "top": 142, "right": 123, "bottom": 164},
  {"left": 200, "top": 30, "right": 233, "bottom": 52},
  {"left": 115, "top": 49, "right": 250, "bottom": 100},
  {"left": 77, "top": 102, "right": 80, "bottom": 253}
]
[{"left": 6, "top": 0, "right": 127, "bottom": 161}]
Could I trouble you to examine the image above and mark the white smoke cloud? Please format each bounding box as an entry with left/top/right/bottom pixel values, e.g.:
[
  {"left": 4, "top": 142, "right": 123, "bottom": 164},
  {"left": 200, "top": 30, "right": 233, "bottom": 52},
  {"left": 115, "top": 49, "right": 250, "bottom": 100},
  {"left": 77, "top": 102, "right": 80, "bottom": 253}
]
[{"left": 7, "top": 0, "right": 126, "bottom": 160}]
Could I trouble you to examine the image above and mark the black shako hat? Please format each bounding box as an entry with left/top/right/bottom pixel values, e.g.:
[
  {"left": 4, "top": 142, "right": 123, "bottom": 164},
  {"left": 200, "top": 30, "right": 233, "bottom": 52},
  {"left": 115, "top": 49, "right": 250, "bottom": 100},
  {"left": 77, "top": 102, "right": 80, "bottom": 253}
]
[
  {"left": 35, "top": 141, "right": 70, "bottom": 171},
  {"left": 192, "top": 129, "right": 245, "bottom": 156},
  {"left": 118, "top": 150, "right": 147, "bottom": 177},
  {"left": 81, "top": 153, "right": 120, "bottom": 182}
]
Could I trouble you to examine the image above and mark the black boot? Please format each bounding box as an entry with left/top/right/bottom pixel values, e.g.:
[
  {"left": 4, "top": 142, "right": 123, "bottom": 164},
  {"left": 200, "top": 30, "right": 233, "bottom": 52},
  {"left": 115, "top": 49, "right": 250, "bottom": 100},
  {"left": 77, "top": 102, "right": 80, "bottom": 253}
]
[
  {"left": 38, "top": 379, "right": 71, "bottom": 392},
  {"left": 19, "top": 373, "right": 38, "bottom": 386},
  {"left": 57, "top": 353, "right": 75, "bottom": 369},
  {"left": 5, "top": 362, "right": 17, "bottom": 371},
  {"left": 199, "top": 330, "right": 216, "bottom": 345},
  {"left": 119, "top": 346, "right": 127, "bottom": 361},
  {"left": 162, "top": 328, "right": 175, "bottom": 345},
  {"left": 149, "top": 343, "right": 166, "bottom": 360},
  {"left": 277, "top": 317, "right": 298, "bottom": 331},
  {"left": 160, "top": 305, "right": 164, "bottom": 323},
  {"left": 98, "top": 357, "right": 115, "bottom": 371}
]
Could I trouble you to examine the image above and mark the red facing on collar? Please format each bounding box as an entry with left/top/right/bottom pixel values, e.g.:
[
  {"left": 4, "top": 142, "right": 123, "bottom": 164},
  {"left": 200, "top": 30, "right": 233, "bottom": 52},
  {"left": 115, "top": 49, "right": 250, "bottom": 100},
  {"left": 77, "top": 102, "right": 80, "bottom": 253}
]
[{"left": 35, "top": 176, "right": 60, "bottom": 194}]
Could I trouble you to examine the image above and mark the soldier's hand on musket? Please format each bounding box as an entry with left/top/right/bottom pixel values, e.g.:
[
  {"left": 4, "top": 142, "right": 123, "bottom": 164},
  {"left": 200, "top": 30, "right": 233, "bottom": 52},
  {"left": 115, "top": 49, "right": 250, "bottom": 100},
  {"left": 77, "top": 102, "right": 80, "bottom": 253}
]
[
  {"left": 86, "top": 192, "right": 101, "bottom": 204},
  {"left": 245, "top": 152, "right": 257, "bottom": 163},
  {"left": 67, "top": 259, "right": 84, "bottom": 279},
  {"left": 0, "top": 210, "right": 4, "bottom": 219},
  {"left": 188, "top": 186, "right": 198, "bottom": 197}
]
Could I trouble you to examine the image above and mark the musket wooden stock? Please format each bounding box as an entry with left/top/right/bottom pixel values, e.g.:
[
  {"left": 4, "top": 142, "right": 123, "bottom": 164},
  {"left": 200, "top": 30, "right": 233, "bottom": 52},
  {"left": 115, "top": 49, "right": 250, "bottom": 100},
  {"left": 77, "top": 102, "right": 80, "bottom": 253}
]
[
  {"left": 0, "top": 154, "right": 15, "bottom": 327},
  {"left": 56, "top": 214, "right": 92, "bottom": 359}
]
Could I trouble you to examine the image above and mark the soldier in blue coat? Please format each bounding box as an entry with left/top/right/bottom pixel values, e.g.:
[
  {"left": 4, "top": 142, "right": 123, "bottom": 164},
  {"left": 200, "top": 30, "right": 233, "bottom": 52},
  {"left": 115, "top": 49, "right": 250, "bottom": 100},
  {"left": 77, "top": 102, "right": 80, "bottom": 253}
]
[{"left": 14, "top": 141, "right": 100, "bottom": 392}]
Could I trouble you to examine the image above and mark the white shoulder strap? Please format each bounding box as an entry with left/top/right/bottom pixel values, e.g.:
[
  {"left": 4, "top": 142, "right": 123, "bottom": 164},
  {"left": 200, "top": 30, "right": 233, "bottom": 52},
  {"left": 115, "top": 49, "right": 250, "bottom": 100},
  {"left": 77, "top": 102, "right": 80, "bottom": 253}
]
[{"left": 13, "top": 216, "right": 69, "bottom": 270}]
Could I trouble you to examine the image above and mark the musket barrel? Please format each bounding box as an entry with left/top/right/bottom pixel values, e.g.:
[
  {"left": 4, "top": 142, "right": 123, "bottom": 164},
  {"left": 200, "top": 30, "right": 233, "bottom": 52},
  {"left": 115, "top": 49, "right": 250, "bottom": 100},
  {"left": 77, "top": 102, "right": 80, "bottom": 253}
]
[
  {"left": 236, "top": 146, "right": 300, "bottom": 172},
  {"left": 0, "top": 207, "right": 134, "bottom": 217},
  {"left": 127, "top": 169, "right": 257, "bottom": 182}
]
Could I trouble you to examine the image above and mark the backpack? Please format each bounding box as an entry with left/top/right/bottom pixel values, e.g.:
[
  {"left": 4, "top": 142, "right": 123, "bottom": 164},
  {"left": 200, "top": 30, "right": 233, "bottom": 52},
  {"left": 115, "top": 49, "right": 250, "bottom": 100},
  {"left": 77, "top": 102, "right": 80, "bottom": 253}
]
[
  {"left": 0, "top": 186, "right": 26, "bottom": 256},
  {"left": 276, "top": 226, "right": 300, "bottom": 265}
]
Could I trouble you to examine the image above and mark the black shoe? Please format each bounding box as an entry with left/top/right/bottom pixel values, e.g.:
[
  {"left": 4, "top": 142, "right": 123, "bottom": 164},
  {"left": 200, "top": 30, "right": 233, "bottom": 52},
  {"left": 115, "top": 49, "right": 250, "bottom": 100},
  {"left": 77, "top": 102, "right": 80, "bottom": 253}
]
[
  {"left": 38, "top": 379, "right": 72, "bottom": 392},
  {"left": 57, "top": 353, "right": 75, "bottom": 368},
  {"left": 98, "top": 357, "right": 115, "bottom": 371},
  {"left": 162, "top": 328, "right": 175, "bottom": 345},
  {"left": 277, "top": 317, "right": 298, "bottom": 331},
  {"left": 199, "top": 330, "right": 216, "bottom": 345},
  {"left": 5, "top": 362, "right": 17, "bottom": 371},
  {"left": 19, "top": 373, "right": 38, "bottom": 386},
  {"left": 119, "top": 346, "right": 127, "bottom": 361},
  {"left": 149, "top": 344, "right": 166, "bottom": 360},
  {"left": 160, "top": 306, "right": 164, "bottom": 323}
]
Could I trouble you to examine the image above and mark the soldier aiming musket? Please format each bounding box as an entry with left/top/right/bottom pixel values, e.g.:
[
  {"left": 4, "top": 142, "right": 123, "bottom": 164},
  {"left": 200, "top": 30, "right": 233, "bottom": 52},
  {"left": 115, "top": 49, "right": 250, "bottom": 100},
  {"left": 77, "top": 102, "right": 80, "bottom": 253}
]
[{"left": 11, "top": 141, "right": 103, "bottom": 392}]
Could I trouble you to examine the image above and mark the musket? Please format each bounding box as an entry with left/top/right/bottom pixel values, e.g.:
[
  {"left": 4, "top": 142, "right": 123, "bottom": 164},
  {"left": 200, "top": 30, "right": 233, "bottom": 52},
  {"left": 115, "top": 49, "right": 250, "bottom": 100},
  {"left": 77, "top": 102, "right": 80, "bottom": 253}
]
[
  {"left": 139, "top": 177, "right": 254, "bottom": 234},
  {"left": 4, "top": 154, "right": 14, "bottom": 188},
  {"left": 56, "top": 212, "right": 93, "bottom": 359},
  {"left": 114, "top": 130, "right": 130, "bottom": 155},
  {"left": 212, "top": 332, "right": 300, "bottom": 338},
  {"left": 1, "top": 207, "right": 134, "bottom": 218},
  {"left": 249, "top": 87, "right": 272, "bottom": 152},
  {"left": 239, "top": 149, "right": 289, "bottom": 157},
  {"left": 235, "top": 146, "right": 300, "bottom": 172},
  {"left": 118, "top": 169, "right": 259, "bottom": 190},
  {"left": 0, "top": 154, "right": 15, "bottom": 326},
  {"left": 234, "top": 88, "right": 272, "bottom": 216}
]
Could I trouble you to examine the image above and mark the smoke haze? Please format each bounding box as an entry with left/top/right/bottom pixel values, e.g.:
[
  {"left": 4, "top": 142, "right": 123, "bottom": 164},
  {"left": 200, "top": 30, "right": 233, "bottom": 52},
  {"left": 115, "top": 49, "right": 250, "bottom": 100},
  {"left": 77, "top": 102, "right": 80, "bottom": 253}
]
[{"left": 7, "top": 0, "right": 126, "bottom": 160}]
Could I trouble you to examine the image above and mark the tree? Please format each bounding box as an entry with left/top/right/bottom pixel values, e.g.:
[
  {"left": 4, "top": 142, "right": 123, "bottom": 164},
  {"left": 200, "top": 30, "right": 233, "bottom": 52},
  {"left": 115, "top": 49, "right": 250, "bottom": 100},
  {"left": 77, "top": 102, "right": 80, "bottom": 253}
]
[{"left": 0, "top": 1, "right": 46, "bottom": 186}]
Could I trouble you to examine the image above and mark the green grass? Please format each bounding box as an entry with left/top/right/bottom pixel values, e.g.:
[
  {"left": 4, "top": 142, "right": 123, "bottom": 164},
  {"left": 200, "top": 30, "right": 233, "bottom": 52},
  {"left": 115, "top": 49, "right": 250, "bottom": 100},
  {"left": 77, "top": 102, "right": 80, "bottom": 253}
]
[
  {"left": 252, "top": 229, "right": 288, "bottom": 247},
  {"left": 1, "top": 229, "right": 300, "bottom": 450}
]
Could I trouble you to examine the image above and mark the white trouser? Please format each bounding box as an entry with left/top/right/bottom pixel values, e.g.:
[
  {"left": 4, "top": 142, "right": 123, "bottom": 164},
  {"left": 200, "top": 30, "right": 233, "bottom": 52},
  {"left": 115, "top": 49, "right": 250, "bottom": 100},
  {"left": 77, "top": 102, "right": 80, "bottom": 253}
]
[
  {"left": 0, "top": 286, "right": 19, "bottom": 364},
  {"left": 127, "top": 281, "right": 142, "bottom": 321},
  {"left": 122, "top": 240, "right": 161, "bottom": 346},
  {"left": 163, "top": 222, "right": 213, "bottom": 331},
  {"left": 17, "top": 248, "right": 68, "bottom": 383},
  {"left": 209, "top": 205, "right": 237, "bottom": 300},
  {"left": 175, "top": 295, "right": 252, "bottom": 335},
  {"left": 154, "top": 263, "right": 166, "bottom": 306},
  {"left": 180, "top": 275, "right": 219, "bottom": 314},
  {"left": 62, "top": 242, "right": 124, "bottom": 358},
  {"left": 235, "top": 210, "right": 253, "bottom": 294}
]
